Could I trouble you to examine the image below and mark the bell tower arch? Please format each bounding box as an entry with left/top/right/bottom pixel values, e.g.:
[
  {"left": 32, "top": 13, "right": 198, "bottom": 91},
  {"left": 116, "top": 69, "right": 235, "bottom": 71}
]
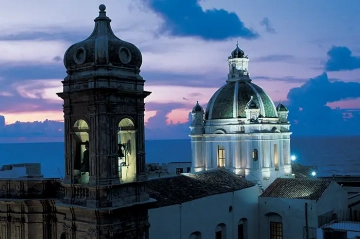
[{"left": 56, "top": 4, "right": 152, "bottom": 238}]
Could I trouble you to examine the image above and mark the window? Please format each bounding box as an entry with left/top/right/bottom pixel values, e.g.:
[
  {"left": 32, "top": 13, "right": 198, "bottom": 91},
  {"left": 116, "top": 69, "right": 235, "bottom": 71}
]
[
  {"left": 274, "top": 144, "right": 279, "bottom": 171},
  {"left": 238, "top": 224, "right": 244, "bottom": 239},
  {"left": 187, "top": 167, "right": 191, "bottom": 173},
  {"left": 118, "top": 118, "right": 136, "bottom": 183},
  {"left": 252, "top": 149, "right": 258, "bottom": 161},
  {"left": 176, "top": 168, "right": 183, "bottom": 175},
  {"left": 238, "top": 218, "right": 247, "bottom": 239},
  {"left": 217, "top": 146, "right": 225, "bottom": 167},
  {"left": 215, "top": 223, "right": 226, "bottom": 239},
  {"left": 270, "top": 221, "right": 283, "bottom": 239},
  {"left": 189, "top": 231, "right": 202, "bottom": 239},
  {"left": 73, "top": 119, "right": 90, "bottom": 184}
]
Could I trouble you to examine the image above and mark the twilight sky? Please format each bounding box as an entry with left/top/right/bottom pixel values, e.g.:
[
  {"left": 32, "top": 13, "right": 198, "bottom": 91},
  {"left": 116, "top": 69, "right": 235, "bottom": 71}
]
[{"left": 0, "top": 0, "right": 360, "bottom": 141}]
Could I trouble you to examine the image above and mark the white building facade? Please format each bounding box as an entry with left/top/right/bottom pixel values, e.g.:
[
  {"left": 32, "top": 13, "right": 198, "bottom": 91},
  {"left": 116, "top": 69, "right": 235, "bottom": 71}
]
[
  {"left": 190, "top": 44, "right": 292, "bottom": 189},
  {"left": 259, "top": 178, "right": 349, "bottom": 239},
  {"left": 146, "top": 169, "right": 259, "bottom": 239}
]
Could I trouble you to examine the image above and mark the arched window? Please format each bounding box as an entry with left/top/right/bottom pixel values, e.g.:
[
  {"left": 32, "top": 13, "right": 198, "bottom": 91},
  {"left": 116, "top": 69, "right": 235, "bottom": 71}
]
[
  {"left": 73, "top": 119, "right": 89, "bottom": 184},
  {"left": 60, "top": 232, "right": 67, "bottom": 239},
  {"left": 266, "top": 212, "right": 283, "bottom": 239},
  {"left": 238, "top": 218, "right": 248, "bottom": 239},
  {"left": 215, "top": 223, "right": 226, "bottom": 239},
  {"left": 189, "top": 231, "right": 202, "bottom": 239},
  {"left": 118, "top": 118, "right": 136, "bottom": 183}
]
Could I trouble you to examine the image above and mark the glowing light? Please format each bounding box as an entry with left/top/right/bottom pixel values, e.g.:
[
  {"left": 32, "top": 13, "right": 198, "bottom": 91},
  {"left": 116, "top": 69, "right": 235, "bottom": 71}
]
[
  {"left": 291, "top": 155, "right": 296, "bottom": 161},
  {"left": 311, "top": 171, "right": 317, "bottom": 177}
]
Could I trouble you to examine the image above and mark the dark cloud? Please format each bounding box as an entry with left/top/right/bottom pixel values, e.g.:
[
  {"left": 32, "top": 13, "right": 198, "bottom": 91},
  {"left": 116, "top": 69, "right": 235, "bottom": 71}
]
[
  {"left": 144, "top": 0, "right": 259, "bottom": 41},
  {"left": 287, "top": 73, "right": 360, "bottom": 136},
  {"left": 0, "top": 117, "right": 63, "bottom": 140},
  {"left": 288, "top": 73, "right": 360, "bottom": 106},
  {"left": 52, "top": 56, "right": 62, "bottom": 62},
  {"left": 325, "top": 46, "right": 360, "bottom": 71},
  {"left": 0, "top": 65, "right": 65, "bottom": 81},
  {"left": 259, "top": 17, "right": 276, "bottom": 34},
  {"left": 253, "top": 54, "right": 294, "bottom": 62}
]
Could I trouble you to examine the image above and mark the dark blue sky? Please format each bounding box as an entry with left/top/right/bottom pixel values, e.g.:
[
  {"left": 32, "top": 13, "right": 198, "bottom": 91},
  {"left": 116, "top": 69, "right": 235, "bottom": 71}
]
[{"left": 0, "top": 0, "right": 360, "bottom": 141}]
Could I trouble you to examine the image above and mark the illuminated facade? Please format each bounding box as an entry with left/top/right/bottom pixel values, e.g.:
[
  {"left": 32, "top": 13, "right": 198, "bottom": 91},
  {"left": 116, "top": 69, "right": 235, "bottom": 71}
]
[{"left": 190, "top": 44, "right": 292, "bottom": 189}]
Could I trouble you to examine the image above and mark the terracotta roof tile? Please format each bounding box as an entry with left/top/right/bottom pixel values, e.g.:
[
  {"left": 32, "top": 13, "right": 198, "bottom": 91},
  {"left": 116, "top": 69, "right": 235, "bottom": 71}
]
[
  {"left": 260, "top": 178, "right": 332, "bottom": 200},
  {"left": 146, "top": 169, "right": 255, "bottom": 207}
]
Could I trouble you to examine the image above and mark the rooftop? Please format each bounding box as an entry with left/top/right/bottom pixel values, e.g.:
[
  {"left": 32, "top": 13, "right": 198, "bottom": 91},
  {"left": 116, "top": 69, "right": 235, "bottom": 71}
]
[
  {"left": 145, "top": 169, "right": 255, "bottom": 207},
  {"left": 260, "top": 178, "right": 332, "bottom": 200}
]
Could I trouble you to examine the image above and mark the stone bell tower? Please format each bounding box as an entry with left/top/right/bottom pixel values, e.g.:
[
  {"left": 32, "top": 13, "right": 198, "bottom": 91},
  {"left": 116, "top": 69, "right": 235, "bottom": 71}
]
[{"left": 56, "top": 4, "right": 152, "bottom": 239}]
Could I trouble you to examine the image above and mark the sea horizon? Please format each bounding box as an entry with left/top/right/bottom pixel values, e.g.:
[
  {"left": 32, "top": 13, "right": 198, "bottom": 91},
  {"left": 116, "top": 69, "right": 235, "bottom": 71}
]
[{"left": 0, "top": 136, "right": 359, "bottom": 179}]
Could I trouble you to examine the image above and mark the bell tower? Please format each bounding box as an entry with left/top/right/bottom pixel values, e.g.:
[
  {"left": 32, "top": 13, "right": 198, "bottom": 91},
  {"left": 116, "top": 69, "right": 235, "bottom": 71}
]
[{"left": 56, "top": 4, "right": 152, "bottom": 239}]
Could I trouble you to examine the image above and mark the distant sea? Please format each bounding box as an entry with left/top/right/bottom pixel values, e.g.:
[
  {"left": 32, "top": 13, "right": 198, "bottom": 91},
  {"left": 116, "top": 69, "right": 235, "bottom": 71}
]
[{"left": 0, "top": 136, "right": 359, "bottom": 178}]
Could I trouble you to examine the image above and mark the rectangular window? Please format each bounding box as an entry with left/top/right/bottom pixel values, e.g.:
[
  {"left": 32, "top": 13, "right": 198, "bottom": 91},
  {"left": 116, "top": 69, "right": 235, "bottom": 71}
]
[
  {"left": 270, "top": 221, "right": 283, "bottom": 239},
  {"left": 238, "top": 223, "right": 244, "bottom": 239},
  {"left": 274, "top": 144, "right": 279, "bottom": 171},
  {"left": 176, "top": 168, "right": 183, "bottom": 175},
  {"left": 252, "top": 149, "right": 258, "bottom": 161},
  {"left": 217, "top": 146, "right": 225, "bottom": 167},
  {"left": 215, "top": 231, "right": 222, "bottom": 239},
  {"left": 187, "top": 167, "right": 191, "bottom": 173}
]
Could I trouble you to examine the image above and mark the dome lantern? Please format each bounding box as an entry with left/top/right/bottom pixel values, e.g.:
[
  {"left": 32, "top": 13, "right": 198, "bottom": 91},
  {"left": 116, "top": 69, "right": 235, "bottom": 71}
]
[
  {"left": 227, "top": 42, "right": 250, "bottom": 83},
  {"left": 192, "top": 101, "right": 204, "bottom": 113},
  {"left": 63, "top": 4, "right": 143, "bottom": 81}
]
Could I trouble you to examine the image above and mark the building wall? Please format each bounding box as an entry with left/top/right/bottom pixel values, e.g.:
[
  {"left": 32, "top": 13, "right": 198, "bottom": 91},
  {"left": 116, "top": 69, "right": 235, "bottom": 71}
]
[
  {"left": 317, "top": 182, "right": 349, "bottom": 220},
  {"left": 259, "top": 183, "right": 348, "bottom": 239},
  {"left": 259, "top": 197, "right": 318, "bottom": 239},
  {"left": 149, "top": 186, "right": 258, "bottom": 239}
]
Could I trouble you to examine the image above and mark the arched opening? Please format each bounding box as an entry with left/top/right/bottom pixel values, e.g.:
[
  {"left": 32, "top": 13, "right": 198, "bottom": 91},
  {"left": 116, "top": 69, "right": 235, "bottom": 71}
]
[
  {"left": 189, "top": 231, "right": 202, "bottom": 239},
  {"left": 215, "top": 223, "right": 226, "bottom": 239},
  {"left": 118, "top": 118, "right": 136, "bottom": 183},
  {"left": 72, "top": 119, "right": 89, "bottom": 184},
  {"left": 60, "top": 232, "right": 67, "bottom": 239},
  {"left": 238, "top": 218, "right": 248, "bottom": 239},
  {"left": 266, "top": 212, "right": 283, "bottom": 239}
]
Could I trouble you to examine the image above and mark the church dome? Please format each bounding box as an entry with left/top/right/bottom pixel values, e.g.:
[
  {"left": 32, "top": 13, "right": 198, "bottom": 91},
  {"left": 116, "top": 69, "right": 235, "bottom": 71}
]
[
  {"left": 63, "top": 4, "right": 142, "bottom": 74},
  {"left": 205, "top": 81, "right": 278, "bottom": 120},
  {"left": 204, "top": 44, "right": 278, "bottom": 120}
]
